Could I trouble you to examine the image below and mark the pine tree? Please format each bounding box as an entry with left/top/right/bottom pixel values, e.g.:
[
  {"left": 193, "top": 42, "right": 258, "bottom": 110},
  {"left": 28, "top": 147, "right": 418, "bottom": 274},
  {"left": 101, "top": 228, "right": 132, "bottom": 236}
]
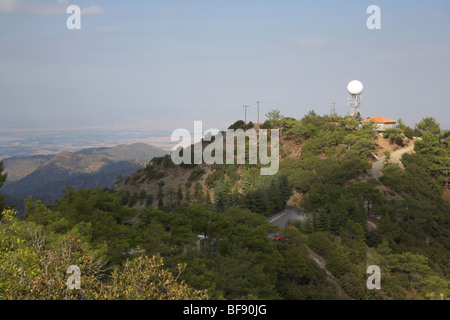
[
  {"left": 138, "top": 189, "right": 147, "bottom": 200},
  {"left": 146, "top": 193, "right": 154, "bottom": 208},
  {"left": 278, "top": 175, "right": 292, "bottom": 204},
  {"left": 176, "top": 185, "right": 183, "bottom": 205},
  {"left": 205, "top": 188, "right": 212, "bottom": 205},
  {"left": 128, "top": 192, "right": 138, "bottom": 207},
  {"left": 314, "top": 209, "right": 329, "bottom": 232},
  {"left": 167, "top": 187, "right": 175, "bottom": 204},
  {"left": 194, "top": 182, "right": 204, "bottom": 201},
  {"left": 120, "top": 191, "right": 131, "bottom": 206},
  {"left": 215, "top": 191, "right": 225, "bottom": 212},
  {"left": 185, "top": 188, "right": 191, "bottom": 202},
  {"left": 157, "top": 186, "right": 164, "bottom": 208}
]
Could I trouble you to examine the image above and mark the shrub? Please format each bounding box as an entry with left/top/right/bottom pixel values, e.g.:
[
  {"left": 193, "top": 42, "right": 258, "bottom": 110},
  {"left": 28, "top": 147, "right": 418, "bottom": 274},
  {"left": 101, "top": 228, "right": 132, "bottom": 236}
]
[
  {"left": 383, "top": 128, "right": 405, "bottom": 146},
  {"left": 188, "top": 168, "right": 205, "bottom": 182}
]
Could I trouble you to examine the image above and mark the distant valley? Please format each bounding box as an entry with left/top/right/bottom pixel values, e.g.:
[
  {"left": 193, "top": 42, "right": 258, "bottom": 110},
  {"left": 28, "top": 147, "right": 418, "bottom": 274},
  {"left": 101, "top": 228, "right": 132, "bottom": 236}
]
[
  {"left": 0, "top": 129, "right": 175, "bottom": 160},
  {"left": 1, "top": 143, "right": 168, "bottom": 213}
]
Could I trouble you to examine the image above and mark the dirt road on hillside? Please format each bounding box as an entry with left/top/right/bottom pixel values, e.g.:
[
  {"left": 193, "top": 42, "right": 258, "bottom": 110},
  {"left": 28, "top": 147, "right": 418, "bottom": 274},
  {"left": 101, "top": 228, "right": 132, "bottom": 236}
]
[{"left": 369, "top": 140, "right": 416, "bottom": 179}]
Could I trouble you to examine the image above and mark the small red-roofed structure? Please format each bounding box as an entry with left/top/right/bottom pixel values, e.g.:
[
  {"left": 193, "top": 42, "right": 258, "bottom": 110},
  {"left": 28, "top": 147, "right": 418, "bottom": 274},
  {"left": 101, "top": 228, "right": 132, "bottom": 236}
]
[{"left": 361, "top": 116, "right": 397, "bottom": 131}]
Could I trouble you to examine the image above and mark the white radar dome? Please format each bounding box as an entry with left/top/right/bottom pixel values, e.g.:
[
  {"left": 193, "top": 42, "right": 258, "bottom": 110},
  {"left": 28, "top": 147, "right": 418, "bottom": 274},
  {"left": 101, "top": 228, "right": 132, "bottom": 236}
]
[{"left": 347, "top": 80, "right": 364, "bottom": 95}]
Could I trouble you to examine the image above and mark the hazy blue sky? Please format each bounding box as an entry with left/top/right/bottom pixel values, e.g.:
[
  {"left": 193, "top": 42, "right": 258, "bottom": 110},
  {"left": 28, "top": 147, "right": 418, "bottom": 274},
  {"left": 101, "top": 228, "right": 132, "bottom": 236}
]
[{"left": 1, "top": 0, "right": 449, "bottom": 132}]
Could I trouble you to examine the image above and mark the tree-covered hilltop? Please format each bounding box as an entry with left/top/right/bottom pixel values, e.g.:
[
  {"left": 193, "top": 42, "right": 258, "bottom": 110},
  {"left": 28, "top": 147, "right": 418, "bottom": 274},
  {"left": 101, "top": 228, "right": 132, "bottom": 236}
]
[{"left": 0, "top": 111, "right": 449, "bottom": 300}]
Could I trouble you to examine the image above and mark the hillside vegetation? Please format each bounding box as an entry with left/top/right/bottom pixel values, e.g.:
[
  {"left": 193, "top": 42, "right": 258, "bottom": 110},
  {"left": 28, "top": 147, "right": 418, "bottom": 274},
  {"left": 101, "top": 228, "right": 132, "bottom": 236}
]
[
  {"left": 1, "top": 143, "right": 167, "bottom": 214},
  {"left": 1, "top": 112, "right": 449, "bottom": 300}
]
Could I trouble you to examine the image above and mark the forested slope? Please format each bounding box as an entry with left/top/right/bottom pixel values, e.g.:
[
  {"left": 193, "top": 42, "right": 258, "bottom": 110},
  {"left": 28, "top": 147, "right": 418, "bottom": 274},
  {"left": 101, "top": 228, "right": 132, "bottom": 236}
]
[{"left": 1, "top": 112, "right": 449, "bottom": 300}]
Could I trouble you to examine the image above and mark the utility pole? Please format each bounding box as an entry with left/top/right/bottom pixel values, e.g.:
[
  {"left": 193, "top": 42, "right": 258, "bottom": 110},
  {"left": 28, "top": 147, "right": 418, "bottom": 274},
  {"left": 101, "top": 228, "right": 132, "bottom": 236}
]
[
  {"left": 256, "top": 101, "right": 261, "bottom": 127},
  {"left": 243, "top": 105, "right": 250, "bottom": 124},
  {"left": 330, "top": 102, "right": 336, "bottom": 119}
]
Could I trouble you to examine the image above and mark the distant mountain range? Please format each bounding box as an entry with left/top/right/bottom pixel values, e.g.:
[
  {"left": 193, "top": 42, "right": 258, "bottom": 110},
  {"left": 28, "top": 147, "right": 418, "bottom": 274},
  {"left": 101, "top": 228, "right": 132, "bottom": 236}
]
[{"left": 1, "top": 143, "right": 167, "bottom": 210}]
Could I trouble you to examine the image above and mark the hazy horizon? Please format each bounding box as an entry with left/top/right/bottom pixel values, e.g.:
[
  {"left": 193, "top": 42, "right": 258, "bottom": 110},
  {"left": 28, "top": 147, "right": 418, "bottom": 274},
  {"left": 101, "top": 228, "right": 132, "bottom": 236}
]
[{"left": 1, "top": 0, "right": 449, "bottom": 132}]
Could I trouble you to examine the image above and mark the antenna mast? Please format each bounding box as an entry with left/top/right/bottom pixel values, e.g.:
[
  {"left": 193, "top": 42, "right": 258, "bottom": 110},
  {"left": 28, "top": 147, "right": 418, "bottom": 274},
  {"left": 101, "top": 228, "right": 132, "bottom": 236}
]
[
  {"left": 348, "top": 95, "right": 361, "bottom": 118},
  {"left": 347, "top": 80, "right": 364, "bottom": 119}
]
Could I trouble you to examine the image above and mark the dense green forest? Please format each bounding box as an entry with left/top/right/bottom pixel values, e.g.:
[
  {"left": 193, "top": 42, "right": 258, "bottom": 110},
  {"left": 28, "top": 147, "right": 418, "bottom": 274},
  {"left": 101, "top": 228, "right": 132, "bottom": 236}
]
[{"left": 1, "top": 112, "right": 449, "bottom": 300}]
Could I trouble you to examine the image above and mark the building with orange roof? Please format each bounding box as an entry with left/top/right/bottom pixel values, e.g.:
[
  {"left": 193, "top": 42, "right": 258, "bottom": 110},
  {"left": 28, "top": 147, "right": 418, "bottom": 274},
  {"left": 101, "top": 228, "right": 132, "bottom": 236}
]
[{"left": 361, "top": 116, "right": 397, "bottom": 132}]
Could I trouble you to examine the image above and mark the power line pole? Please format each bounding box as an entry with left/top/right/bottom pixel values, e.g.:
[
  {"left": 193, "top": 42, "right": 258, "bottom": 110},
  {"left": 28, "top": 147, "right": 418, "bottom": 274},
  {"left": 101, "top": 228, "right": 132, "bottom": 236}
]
[
  {"left": 243, "top": 105, "right": 250, "bottom": 124},
  {"left": 256, "top": 101, "right": 261, "bottom": 126}
]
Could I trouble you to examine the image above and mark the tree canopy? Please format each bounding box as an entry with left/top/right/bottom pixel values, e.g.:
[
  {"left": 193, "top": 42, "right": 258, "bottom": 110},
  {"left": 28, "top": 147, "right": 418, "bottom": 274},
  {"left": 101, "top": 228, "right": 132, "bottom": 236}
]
[{"left": 0, "top": 113, "right": 449, "bottom": 300}]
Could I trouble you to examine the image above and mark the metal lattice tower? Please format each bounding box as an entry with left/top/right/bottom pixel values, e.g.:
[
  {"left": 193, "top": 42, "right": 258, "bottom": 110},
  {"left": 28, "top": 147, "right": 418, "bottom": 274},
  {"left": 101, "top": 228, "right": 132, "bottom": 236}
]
[
  {"left": 347, "top": 80, "right": 364, "bottom": 118},
  {"left": 348, "top": 94, "right": 362, "bottom": 118}
]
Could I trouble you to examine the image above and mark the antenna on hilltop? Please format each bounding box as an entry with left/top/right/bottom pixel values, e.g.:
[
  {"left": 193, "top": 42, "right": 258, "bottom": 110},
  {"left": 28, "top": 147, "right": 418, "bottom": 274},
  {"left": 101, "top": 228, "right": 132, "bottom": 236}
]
[
  {"left": 347, "top": 80, "right": 363, "bottom": 119},
  {"left": 330, "top": 102, "right": 336, "bottom": 119}
]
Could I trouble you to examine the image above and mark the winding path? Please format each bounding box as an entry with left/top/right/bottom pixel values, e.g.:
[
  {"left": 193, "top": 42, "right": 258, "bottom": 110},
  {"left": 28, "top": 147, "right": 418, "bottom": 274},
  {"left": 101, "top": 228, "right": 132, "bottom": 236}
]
[
  {"left": 369, "top": 140, "right": 416, "bottom": 179},
  {"left": 268, "top": 206, "right": 348, "bottom": 298},
  {"left": 267, "top": 206, "right": 306, "bottom": 228}
]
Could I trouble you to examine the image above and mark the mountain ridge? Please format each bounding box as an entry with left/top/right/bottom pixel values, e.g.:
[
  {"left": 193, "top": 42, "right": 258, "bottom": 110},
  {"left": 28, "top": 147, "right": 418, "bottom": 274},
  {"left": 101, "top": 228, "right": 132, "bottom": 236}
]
[
  {"left": 1, "top": 143, "right": 168, "bottom": 210},
  {"left": 109, "top": 114, "right": 450, "bottom": 300}
]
